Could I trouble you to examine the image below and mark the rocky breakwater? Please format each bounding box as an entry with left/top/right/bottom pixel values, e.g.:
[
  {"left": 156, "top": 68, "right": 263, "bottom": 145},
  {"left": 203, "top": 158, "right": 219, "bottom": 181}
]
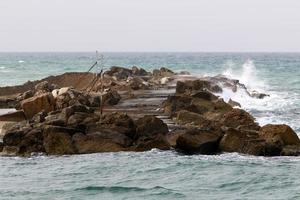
[
  {"left": 163, "top": 79, "right": 300, "bottom": 156},
  {"left": 0, "top": 86, "right": 170, "bottom": 156},
  {"left": 1, "top": 65, "right": 299, "bottom": 157}
]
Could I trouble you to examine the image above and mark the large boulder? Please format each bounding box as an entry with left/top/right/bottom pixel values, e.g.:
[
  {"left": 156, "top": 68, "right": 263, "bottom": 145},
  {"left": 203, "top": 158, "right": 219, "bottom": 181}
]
[
  {"left": 219, "top": 128, "right": 280, "bottom": 156},
  {"left": 176, "top": 129, "right": 221, "bottom": 154},
  {"left": 43, "top": 126, "right": 77, "bottom": 155},
  {"left": 176, "top": 80, "right": 222, "bottom": 94},
  {"left": 102, "top": 90, "right": 121, "bottom": 105},
  {"left": 21, "top": 92, "right": 55, "bottom": 119},
  {"left": 73, "top": 132, "right": 130, "bottom": 154},
  {"left": 135, "top": 115, "right": 168, "bottom": 140},
  {"left": 176, "top": 110, "right": 212, "bottom": 128},
  {"left": 105, "top": 66, "right": 133, "bottom": 80},
  {"left": 132, "top": 66, "right": 148, "bottom": 76},
  {"left": 220, "top": 108, "right": 260, "bottom": 130},
  {"left": 259, "top": 124, "right": 300, "bottom": 147},
  {"left": 34, "top": 81, "right": 57, "bottom": 95}
]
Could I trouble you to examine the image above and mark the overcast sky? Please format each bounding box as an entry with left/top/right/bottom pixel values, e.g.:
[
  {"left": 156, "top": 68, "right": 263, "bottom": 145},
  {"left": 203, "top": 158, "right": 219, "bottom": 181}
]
[{"left": 0, "top": 0, "right": 300, "bottom": 52}]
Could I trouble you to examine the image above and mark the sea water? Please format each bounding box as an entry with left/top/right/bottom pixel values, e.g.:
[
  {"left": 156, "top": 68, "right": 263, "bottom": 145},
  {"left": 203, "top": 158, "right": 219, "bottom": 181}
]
[{"left": 0, "top": 52, "right": 300, "bottom": 199}]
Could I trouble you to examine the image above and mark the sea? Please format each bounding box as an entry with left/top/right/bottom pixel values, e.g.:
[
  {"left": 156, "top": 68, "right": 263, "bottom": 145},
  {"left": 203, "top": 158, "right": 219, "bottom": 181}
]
[{"left": 1, "top": 52, "right": 300, "bottom": 199}]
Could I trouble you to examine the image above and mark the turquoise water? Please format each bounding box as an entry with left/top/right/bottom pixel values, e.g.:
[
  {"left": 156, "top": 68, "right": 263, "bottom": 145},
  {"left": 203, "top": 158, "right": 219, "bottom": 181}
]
[{"left": 1, "top": 53, "right": 300, "bottom": 199}]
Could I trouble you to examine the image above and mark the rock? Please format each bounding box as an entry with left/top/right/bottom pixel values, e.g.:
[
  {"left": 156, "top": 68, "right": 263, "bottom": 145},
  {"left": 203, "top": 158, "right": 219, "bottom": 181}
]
[
  {"left": 176, "top": 129, "right": 221, "bottom": 154},
  {"left": 127, "top": 77, "right": 148, "bottom": 90},
  {"left": 228, "top": 98, "right": 241, "bottom": 107},
  {"left": 35, "top": 81, "right": 57, "bottom": 95},
  {"left": 176, "top": 110, "right": 212, "bottom": 128},
  {"left": 160, "top": 77, "right": 172, "bottom": 85},
  {"left": 16, "top": 90, "right": 34, "bottom": 101},
  {"left": 153, "top": 67, "right": 174, "bottom": 78},
  {"left": 176, "top": 71, "right": 190, "bottom": 75},
  {"left": 43, "top": 126, "right": 77, "bottom": 155},
  {"left": 163, "top": 95, "right": 193, "bottom": 116},
  {"left": 67, "top": 112, "right": 99, "bottom": 130},
  {"left": 0, "top": 110, "right": 26, "bottom": 122},
  {"left": 250, "top": 91, "right": 269, "bottom": 99},
  {"left": 0, "top": 121, "right": 17, "bottom": 138},
  {"left": 0, "top": 142, "right": 3, "bottom": 152},
  {"left": 97, "top": 112, "right": 136, "bottom": 138},
  {"left": 220, "top": 108, "right": 260, "bottom": 130},
  {"left": 73, "top": 132, "right": 126, "bottom": 153},
  {"left": 176, "top": 80, "right": 221, "bottom": 94},
  {"left": 102, "top": 90, "right": 121, "bottom": 105},
  {"left": 135, "top": 115, "right": 169, "bottom": 140},
  {"left": 219, "top": 128, "right": 269, "bottom": 156},
  {"left": 192, "top": 91, "right": 218, "bottom": 101},
  {"left": 105, "top": 66, "right": 133, "bottom": 80},
  {"left": 0, "top": 98, "right": 17, "bottom": 109},
  {"left": 281, "top": 145, "right": 300, "bottom": 156},
  {"left": 259, "top": 124, "right": 300, "bottom": 147},
  {"left": 21, "top": 92, "right": 55, "bottom": 119},
  {"left": 134, "top": 134, "right": 170, "bottom": 151},
  {"left": 132, "top": 66, "right": 148, "bottom": 76}
]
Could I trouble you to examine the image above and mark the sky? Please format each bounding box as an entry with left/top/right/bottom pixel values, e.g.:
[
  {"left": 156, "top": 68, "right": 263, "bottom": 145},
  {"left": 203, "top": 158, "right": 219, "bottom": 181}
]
[{"left": 0, "top": 0, "right": 300, "bottom": 52}]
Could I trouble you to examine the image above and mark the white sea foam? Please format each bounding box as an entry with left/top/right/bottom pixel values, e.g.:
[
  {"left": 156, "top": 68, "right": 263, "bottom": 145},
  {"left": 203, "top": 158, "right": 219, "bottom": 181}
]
[
  {"left": 18, "top": 60, "right": 25, "bottom": 63},
  {"left": 219, "top": 59, "right": 297, "bottom": 130}
]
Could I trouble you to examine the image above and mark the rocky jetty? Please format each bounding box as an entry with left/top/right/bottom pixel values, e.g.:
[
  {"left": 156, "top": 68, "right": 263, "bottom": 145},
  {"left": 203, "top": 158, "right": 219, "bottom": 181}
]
[{"left": 0, "top": 66, "right": 299, "bottom": 156}]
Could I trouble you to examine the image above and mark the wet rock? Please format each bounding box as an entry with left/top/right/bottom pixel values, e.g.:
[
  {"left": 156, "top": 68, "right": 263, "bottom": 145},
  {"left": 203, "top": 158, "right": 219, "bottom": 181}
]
[
  {"left": 176, "top": 129, "right": 221, "bottom": 154},
  {"left": 135, "top": 115, "right": 169, "bottom": 140},
  {"left": 228, "top": 98, "right": 241, "bottom": 107},
  {"left": 97, "top": 112, "right": 136, "bottom": 138},
  {"left": 220, "top": 108, "right": 260, "bottom": 130},
  {"left": 176, "top": 110, "right": 212, "bottom": 128},
  {"left": 134, "top": 134, "right": 170, "bottom": 151},
  {"left": 0, "top": 142, "right": 3, "bottom": 152},
  {"left": 219, "top": 128, "right": 268, "bottom": 156},
  {"left": 73, "top": 132, "right": 126, "bottom": 154},
  {"left": 176, "top": 80, "right": 221, "bottom": 94},
  {"left": 192, "top": 91, "right": 218, "bottom": 101},
  {"left": 250, "top": 91, "right": 269, "bottom": 99},
  {"left": 21, "top": 92, "right": 55, "bottom": 119},
  {"left": 281, "top": 145, "right": 300, "bottom": 156},
  {"left": 259, "top": 124, "right": 300, "bottom": 147},
  {"left": 43, "top": 125, "right": 77, "bottom": 155}
]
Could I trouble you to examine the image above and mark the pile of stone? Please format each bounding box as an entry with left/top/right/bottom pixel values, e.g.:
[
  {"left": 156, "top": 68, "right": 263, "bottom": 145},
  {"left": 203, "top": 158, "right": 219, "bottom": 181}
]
[{"left": 163, "top": 79, "right": 300, "bottom": 156}]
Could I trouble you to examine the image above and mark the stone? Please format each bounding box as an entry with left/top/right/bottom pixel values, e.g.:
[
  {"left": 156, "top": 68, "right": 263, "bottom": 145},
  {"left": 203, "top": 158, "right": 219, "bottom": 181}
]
[
  {"left": 102, "top": 90, "right": 121, "bottom": 105},
  {"left": 259, "top": 124, "right": 300, "bottom": 147},
  {"left": 281, "top": 145, "right": 300, "bottom": 156},
  {"left": 0, "top": 142, "right": 3, "bottom": 152},
  {"left": 134, "top": 134, "right": 170, "bottom": 151},
  {"left": 132, "top": 66, "right": 148, "bottom": 76},
  {"left": 219, "top": 128, "right": 276, "bottom": 156},
  {"left": 135, "top": 115, "right": 169, "bottom": 140},
  {"left": 21, "top": 92, "right": 55, "bottom": 119},
  {"left": 43, "top": 125, "right": 77, "bottom": 155},
  {"left": 220, "top": 108, "right": 260, "bottom": 130},
  {"left": 73, "top": 132, "right": 126, "bottom": 154},
  {"left": 176, "top": 129, "right": 221, "bottom": 154},
  {"left": 176, "top": 110, "right": 212, "bottom": 128},
  {"left": 228, "top": 98, "right": 241, "bottom": 107}
]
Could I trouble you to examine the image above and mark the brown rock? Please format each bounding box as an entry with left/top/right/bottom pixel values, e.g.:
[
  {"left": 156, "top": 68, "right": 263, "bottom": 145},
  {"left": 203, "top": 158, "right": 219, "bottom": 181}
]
[
  {"left": 43, "top": 126, "right": 77, "bottom": 155},
  {"left": 176, "top": 129, "right": 221, "bottom": 154},
  {"left": 21, "top": 92, "right": 55, "bottom": 119},
  {"left": 259, "top": 124, "right": 300, "bottom": 146},
  {"left": 102, "top": 90, "right": 121, "bottom": 105},
  {"left": 176, "top": 110, "right": 212, "bottom": 128},
  {"left": 73, "top": 132, "right": 126, "bottom": 154},
  {"left": 220, "top": 108, "right": 260, "bottom": 130},
  {"left": 134, "top": 134, "right": 170, "bottom": 151},
  {"left": 135, "top": 115, "right": 168, "bottom": 140}
]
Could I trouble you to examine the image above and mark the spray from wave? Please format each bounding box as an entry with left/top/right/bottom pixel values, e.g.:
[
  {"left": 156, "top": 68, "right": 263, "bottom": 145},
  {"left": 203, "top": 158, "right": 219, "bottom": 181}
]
[{"left": 219, "top": 59, "right": 295, "bottom": 128}]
